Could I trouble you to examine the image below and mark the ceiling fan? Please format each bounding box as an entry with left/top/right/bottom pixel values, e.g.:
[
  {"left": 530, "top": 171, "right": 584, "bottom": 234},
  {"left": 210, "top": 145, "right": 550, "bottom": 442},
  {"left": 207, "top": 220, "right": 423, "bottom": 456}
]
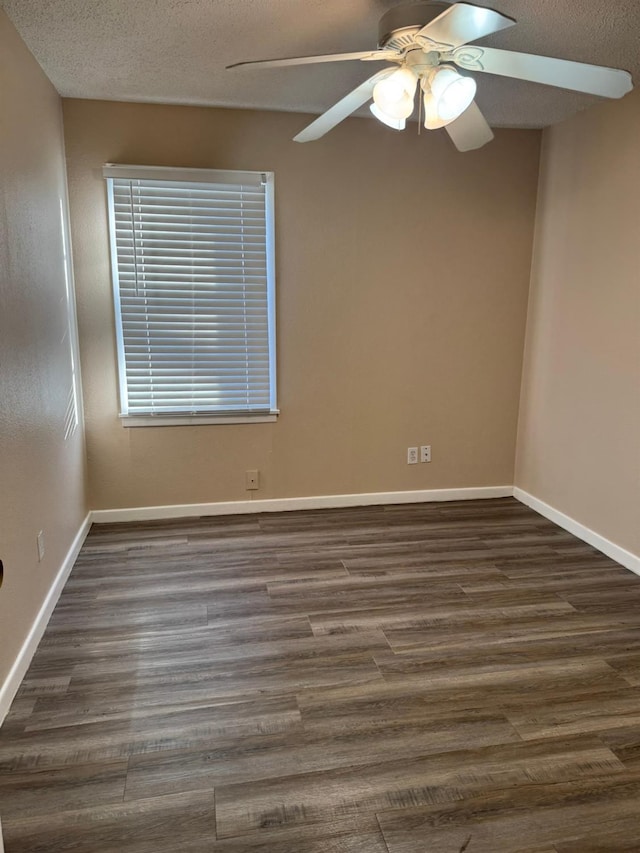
[{"left": 227, "top": 1, "right": 633, "bottom": 152}]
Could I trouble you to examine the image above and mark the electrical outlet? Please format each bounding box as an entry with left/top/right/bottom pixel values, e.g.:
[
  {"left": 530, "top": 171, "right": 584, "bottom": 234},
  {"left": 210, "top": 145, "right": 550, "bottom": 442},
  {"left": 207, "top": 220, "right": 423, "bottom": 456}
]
[
  {"left": 245, "top": 469, "right": 260, "bottom": 490},
  {"left": 37, "top": 531, "right": 45, "bottom": 562},
  {"left": 420, "top": 445, "right": 431, "bottom": 463},
  {"left": 407, "top": 447, "right": 418, "bottom": 465}
]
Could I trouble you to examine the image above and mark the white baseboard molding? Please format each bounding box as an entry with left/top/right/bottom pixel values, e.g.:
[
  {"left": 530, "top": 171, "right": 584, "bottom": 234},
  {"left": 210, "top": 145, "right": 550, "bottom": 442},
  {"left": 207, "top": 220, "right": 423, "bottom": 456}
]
[
  {"left": 0, "top": 514, "right": 92, "bottom": 725},
  {"left": 514, "top": 487, "right": 640, "bottom": 576},
  {"left": 90, "top": 486, "right": 514, "bottom": 524}
]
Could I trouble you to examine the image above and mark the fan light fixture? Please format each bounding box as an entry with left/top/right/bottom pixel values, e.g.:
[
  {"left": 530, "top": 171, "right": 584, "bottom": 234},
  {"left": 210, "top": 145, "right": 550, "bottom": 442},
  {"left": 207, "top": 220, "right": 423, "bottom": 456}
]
[
  {"left": 370, "top": 64, "right": 475, "bottom": 132},
  {"left": 422, "top": 66, "right": 477, "bottom": 129},
  {"left": 370, "top": 67, "right": 417, "bottom": 123}
]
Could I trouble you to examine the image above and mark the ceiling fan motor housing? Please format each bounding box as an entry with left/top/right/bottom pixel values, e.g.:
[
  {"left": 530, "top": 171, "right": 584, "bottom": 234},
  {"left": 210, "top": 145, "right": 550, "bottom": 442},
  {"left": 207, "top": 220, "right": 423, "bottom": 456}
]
[{"left": 378, "top": 2, "right": 451, "bottom": 49}]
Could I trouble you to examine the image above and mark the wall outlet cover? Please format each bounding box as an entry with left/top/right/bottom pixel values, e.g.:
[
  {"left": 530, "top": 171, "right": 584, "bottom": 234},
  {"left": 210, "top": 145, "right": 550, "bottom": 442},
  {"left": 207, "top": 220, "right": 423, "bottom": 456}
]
[{"left": 245, "top": 470, "right": 260, "bottom": 490}]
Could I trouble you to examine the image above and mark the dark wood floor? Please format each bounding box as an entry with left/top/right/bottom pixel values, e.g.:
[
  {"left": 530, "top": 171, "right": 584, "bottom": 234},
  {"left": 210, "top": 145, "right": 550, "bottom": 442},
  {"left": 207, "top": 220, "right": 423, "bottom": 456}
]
[{"left": 2, "top": 498, "right": 640, "bottom": 851}]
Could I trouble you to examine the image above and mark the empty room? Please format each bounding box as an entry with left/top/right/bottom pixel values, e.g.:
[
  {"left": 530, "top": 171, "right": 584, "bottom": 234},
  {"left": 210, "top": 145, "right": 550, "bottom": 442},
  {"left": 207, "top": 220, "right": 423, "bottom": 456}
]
[{"left": 0, "top": 0, "right": 639, "bottom": 850}]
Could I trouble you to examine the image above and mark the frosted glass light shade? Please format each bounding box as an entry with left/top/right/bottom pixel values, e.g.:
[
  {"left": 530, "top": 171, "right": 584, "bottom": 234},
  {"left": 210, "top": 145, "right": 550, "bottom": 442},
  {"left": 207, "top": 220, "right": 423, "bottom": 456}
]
[
  {"left": 422, "top": 93, "right": 447, "bottom": 130},
  {"left": 438, "top": 76, "right": 476, "bottom": 120},
  {"left": 370, "top": 103, "right": 406, "bottom": 130},
  {"left": 424, "top": 66, "right": 477, "bottom": 127},
  {"left": 372, "top": 67, "right": 417, "bottom": 120}
]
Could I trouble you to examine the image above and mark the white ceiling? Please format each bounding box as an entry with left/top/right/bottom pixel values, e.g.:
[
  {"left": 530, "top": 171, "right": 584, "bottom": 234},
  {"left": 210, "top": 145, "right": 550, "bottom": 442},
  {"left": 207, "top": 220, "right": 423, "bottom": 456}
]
[{"left": 2, "top": 0, "right": 638, "bottom": 129}]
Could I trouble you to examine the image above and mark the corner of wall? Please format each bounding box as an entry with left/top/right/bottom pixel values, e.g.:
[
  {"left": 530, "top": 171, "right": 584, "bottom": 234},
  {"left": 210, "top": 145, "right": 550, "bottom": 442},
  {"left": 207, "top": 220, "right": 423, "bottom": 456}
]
[{"left": 513, "top": 126, "right": 548, "bottom": 489}]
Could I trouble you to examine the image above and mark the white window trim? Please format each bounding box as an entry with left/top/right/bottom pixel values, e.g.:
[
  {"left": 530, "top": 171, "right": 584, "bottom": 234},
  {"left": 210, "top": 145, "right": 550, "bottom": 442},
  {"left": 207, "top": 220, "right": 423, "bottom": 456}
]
[
  {"left": 120, "top": 413, "right": 279, "bottom": 428},
  {"left": 104, "top": 163, "right": 278, "bottom": 427}
]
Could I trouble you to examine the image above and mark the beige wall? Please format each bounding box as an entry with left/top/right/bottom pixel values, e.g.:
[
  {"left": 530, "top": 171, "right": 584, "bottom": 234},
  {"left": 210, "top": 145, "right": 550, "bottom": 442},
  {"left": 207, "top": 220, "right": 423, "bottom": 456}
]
[
  {"left": 63, "top": 98, "right": 540, "bottom": 510},
  {"left": 516, "top": 88, "right": 640, "bottom": 557},
  {"left": 0, "top": 12, "right": 87, "bottom": 692}
]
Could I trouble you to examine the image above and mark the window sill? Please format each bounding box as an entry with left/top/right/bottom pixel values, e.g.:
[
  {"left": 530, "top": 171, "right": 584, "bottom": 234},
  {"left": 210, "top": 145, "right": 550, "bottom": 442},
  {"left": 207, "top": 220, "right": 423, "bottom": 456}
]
[{"left": 120, "top": 413, "right": 279, "bottom": 428}]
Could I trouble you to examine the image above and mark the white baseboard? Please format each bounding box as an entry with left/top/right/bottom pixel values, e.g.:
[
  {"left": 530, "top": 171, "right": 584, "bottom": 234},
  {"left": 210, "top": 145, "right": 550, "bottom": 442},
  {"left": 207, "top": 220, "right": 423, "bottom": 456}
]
[
  {"left": 90, "top": 486, "right": 514, "bottom": 524},
  {"left": 0, "top": 514, "right": 92, "bottom": 725},
  {"left": 514, "top": 488, "right": 640, "bottom": 576}
]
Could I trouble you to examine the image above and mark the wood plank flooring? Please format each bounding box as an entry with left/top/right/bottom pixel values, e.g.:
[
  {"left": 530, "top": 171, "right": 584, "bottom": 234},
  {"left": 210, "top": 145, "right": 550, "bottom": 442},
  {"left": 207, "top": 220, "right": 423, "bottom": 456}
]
[{"left": 2, "top": 498, "right": 640, "bottom": 851}]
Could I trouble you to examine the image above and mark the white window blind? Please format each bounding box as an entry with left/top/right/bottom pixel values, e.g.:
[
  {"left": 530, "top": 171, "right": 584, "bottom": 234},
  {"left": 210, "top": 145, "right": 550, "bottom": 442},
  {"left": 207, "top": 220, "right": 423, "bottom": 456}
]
[{"left": 104, "top": 164, "right": 277, "bottom": 423}]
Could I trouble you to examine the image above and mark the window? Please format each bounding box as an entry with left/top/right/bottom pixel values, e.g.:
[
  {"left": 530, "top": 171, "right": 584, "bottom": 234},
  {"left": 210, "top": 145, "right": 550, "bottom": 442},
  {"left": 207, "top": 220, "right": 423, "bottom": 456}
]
[{"left": 104, "top": 164, "right": 277, "bottom": 426}]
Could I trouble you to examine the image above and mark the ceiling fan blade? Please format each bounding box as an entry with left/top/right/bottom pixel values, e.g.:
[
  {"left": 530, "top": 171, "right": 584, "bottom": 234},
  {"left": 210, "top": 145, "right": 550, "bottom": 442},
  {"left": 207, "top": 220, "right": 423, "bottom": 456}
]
[
  {"left": 293, "top": 69, "right": 394, "bottom": 143},
  {"left": 227, "top": 49, "right": 400, "bottom": 70},
  {"left": 416, "top": 3, "right": 515, "bottom": 50},
  {"left": 450, "top": 46, "right": 633, "bottom": 98},
  {"left": 444, "top": 101, "right": 494, "bottom": 151}
]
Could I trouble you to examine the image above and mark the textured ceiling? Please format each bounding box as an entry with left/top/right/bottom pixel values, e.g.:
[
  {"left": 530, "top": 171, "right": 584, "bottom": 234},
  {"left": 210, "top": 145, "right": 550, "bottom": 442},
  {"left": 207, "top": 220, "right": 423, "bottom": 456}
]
[{"left": 1, "top": 0, "right": 638, "bottom": 128}]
